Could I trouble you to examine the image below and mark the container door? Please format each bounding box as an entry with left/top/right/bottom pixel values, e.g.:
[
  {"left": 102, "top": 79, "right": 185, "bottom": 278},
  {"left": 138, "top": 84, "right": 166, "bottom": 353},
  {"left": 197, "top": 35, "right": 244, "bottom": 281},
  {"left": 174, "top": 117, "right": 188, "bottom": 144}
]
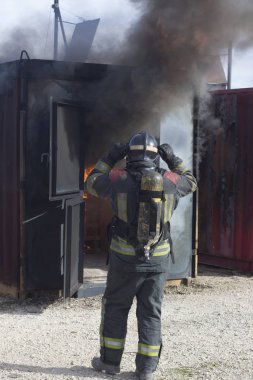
[
  {"left": 24, "top": 204, "right": 64, "bottom": 292},
  {"left": 63, "top": 196, "right": 84, "bottom": 298},
  {"left": 161, "top": 104, "right": 195, "bottom": 280},
  {"left": 49, "top": 99, "right": 85, "bottom": 200}
]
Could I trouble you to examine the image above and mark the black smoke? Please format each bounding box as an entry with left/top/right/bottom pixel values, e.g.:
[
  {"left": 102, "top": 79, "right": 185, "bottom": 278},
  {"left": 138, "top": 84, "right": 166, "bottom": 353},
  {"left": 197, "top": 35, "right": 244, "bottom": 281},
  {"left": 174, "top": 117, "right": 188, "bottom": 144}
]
[
  {"left": 86, "top": 0, "right": 253, "bottom": 156},
  {"left": 0, "top": 27, "right": 43, "bottom": 63},
  {"left": 92, "top": 0, "right": 253, "bottom": 103}
]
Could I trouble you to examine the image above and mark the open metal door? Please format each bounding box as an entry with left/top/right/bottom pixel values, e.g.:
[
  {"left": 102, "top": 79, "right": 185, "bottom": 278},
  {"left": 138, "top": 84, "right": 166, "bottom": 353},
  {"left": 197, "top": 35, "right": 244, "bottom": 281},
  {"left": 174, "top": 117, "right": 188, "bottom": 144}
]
[
  {"left": 49, "top": 99, "right": 87, "bottom": 297},
  {"left": 161, "top": 104, "right": 194, "bottom": 280},
  {"left": 63, "top": 196, "right": 84, "bottom": 298}
]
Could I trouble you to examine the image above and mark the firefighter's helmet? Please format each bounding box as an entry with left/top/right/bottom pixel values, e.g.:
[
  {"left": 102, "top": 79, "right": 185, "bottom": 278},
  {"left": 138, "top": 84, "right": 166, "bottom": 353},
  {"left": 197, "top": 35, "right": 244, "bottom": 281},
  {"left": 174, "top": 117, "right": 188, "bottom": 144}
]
[{"left": 127, "top": 132, "right": 158, "bottom": 162}]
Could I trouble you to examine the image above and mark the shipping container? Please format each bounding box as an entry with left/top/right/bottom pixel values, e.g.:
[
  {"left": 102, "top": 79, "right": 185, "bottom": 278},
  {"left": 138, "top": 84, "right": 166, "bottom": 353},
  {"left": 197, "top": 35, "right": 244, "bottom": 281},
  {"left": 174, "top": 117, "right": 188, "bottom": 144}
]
[
  {"left": 198, "top": 88, "right": 253, "bottom": 272},
  {"left": 0, "top": 59, "right": 196, "bottom": 298}
]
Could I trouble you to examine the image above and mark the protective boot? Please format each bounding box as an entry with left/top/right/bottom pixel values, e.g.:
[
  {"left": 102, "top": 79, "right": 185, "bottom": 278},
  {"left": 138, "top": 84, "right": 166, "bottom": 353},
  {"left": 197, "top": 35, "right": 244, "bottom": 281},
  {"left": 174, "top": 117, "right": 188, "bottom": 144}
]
[
  {"left": 139, "top": 374, "right": 153, "bottom": 380},
  {"left": 91, "top": 357, "right": 120, "bottom": 375},
  {"left": 136, "top": 370, "right": 153, "bottom": 380}
]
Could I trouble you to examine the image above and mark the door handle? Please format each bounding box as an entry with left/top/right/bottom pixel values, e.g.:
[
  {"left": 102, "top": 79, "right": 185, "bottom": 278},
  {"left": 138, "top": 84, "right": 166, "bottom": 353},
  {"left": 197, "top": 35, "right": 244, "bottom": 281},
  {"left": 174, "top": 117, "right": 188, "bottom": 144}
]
[{"left": 41, "top": 153, "right": 49, "bottom": 165}]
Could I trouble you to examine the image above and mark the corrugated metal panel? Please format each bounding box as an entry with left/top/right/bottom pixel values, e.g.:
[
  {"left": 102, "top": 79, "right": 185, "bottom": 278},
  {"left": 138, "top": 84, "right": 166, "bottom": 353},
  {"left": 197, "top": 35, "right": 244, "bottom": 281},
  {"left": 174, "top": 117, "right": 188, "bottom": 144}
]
[
  {"left": 0, "top": 76, "right": 20, "bottom": 294},
  {"left": 198, "top": 88, "right": 253, "bottom": 272}
]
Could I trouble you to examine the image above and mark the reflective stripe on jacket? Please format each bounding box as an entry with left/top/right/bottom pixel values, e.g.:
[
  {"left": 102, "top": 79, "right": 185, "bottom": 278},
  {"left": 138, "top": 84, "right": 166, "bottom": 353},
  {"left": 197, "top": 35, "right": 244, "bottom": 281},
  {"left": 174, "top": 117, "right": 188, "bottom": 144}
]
[{"left": 110, "top": 237, "right": 170, "bottom": 257}]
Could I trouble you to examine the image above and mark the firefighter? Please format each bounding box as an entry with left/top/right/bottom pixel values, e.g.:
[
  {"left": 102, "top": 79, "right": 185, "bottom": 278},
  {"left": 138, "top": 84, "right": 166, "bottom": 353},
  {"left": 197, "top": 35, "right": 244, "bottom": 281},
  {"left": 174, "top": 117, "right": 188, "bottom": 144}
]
[{"left": 86, "top": 132, "right": 197, "bottom": 380}]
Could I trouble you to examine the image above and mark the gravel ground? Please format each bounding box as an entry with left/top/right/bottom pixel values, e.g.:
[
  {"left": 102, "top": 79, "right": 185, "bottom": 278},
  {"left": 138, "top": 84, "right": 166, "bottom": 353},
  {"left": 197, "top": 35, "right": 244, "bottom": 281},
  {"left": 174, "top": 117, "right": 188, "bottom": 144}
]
[{"left": 0, "top": 266, "right": 252, "bottom": 380}]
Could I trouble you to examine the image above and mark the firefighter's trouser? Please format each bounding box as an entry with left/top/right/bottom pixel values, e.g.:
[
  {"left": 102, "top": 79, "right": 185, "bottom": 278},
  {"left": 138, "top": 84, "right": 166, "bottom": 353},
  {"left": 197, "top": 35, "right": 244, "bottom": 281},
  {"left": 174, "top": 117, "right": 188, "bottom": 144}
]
[{"left": 100, "top": 268, "right": 167, "bottom": 373}]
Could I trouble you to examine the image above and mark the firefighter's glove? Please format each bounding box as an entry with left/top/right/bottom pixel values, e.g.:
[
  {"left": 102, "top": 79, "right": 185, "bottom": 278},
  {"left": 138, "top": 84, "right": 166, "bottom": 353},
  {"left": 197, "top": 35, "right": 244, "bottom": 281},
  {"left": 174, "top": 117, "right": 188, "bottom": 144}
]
[
  {"left": 158, "top": 143, "right": 182, "bottom": 169},
  {"left": 107, "top": 143, "right": 129, "bottom": 165}
]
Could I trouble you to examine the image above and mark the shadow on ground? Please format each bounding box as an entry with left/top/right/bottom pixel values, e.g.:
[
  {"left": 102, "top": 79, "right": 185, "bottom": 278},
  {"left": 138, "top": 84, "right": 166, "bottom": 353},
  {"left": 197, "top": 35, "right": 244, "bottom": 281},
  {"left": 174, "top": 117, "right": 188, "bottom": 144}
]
[{"left": 0, "top": 362, "right": 137, "bottom": 379}]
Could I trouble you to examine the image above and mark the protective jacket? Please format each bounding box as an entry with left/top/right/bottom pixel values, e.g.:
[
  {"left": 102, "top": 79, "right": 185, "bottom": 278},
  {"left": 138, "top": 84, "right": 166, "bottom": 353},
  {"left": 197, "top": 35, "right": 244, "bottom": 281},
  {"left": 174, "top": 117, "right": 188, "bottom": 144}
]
[{"left": 86, "top": 156, "right": 197, "bottom": 272}]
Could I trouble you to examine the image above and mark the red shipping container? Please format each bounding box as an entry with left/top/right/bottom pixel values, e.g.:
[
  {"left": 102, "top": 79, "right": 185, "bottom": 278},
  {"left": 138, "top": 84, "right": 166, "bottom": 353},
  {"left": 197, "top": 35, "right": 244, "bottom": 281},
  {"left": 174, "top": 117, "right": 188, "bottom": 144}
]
[{"left": 198, "top": 88, "right": 253, "bottom": 273}]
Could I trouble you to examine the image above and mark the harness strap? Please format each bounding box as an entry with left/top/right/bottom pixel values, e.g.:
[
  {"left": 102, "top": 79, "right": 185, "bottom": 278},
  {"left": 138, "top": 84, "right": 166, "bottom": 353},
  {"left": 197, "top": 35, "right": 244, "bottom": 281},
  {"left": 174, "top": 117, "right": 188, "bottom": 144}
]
[{"left": 113, "top": 217, "right": 138, "bottom": 243}]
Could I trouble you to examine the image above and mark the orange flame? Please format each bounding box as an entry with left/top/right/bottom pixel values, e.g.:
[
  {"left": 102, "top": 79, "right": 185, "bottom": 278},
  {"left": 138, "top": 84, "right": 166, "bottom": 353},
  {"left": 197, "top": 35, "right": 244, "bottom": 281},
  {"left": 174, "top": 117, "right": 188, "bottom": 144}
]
[
  {"left": 84, "top": 166, "right": 94, "bottom": 181},
  {"left": 83, "top": 166, "right": 94, "bottom": 199}
]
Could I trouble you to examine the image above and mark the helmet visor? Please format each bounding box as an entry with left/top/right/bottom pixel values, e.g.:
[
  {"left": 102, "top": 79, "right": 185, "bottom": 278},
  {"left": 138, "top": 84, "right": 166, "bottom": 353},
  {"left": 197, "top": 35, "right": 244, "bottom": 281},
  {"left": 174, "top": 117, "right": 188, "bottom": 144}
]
[
  {"left": 129, "top": 145, "right": 158, "bottom": 153},
  {"left": 128, "top": 145, "right": 158, "bottom": 162}
]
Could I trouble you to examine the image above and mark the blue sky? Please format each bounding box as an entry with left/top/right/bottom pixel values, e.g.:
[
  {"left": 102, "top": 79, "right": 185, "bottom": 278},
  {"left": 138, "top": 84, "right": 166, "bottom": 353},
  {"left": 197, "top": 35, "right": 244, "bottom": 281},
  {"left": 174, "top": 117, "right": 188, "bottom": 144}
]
[{"left": 1, "top": 0, "right": 253, "bottom": 89}]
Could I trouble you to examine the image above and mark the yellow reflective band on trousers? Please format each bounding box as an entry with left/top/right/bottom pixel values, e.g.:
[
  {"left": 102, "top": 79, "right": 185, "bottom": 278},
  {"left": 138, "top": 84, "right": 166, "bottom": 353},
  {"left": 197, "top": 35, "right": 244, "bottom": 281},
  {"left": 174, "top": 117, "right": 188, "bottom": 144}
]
[
  {"left": 111, "top": 238, "right": 170, "bottom": 257},
  {"left": 138, "top": 343, "right": 160, "bottom": 357},
  {"left": 100, "top": 336, "right": 125, "bottom": 350},
  {"left": 117, "top": 193, "right": 128, "bottom": 222},
  {"left": 164, "top": 194, "right": 174, "bottom": 222},
  {"left": 95, "top": 160, "right": 112, "bottom": 174}
]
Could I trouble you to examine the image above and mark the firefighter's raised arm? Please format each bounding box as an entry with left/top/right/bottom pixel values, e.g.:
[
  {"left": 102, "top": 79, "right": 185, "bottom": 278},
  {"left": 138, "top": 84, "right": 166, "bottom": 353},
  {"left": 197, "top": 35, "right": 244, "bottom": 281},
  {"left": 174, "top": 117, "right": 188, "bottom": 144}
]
[
  {"left": 86, "top": 143, "right": 129, "bottom": 198},
  {"left": 158, "top": 143, "right": 197, "bottom": 197}
]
